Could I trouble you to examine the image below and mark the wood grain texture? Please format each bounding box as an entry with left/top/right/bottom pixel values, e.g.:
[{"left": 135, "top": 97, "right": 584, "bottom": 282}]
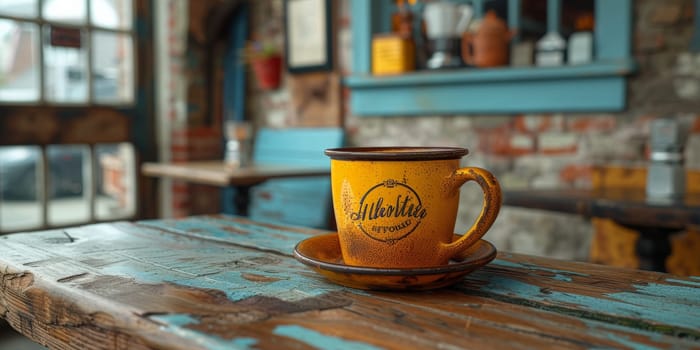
[
  {"left": 0, "top": 107, "right": 130, "bottom": 146},
  {"left": 0, "top": 215, "right": 697, "bottom": 349},
  {"left": 288, "top": 72, "right": 341, "bottom": 127},
  {"left": 141, "top": 161, "right": 330, "bottom": 187}
]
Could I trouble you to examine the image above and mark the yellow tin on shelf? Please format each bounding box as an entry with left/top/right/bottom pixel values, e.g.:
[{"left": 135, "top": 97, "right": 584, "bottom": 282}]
[{"left": 372, "top": 34, "right": 415, "bottom": 75}]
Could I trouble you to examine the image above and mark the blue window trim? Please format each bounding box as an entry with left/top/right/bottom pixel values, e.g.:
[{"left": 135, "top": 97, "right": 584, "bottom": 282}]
[{"left": 347, "top": 0, "right": 636, "bottom": 116}]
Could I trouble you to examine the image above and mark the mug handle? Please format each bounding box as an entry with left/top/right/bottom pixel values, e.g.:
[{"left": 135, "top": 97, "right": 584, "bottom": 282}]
[{"left": 441, "top": 167, "right": 501, "bottom": 259}]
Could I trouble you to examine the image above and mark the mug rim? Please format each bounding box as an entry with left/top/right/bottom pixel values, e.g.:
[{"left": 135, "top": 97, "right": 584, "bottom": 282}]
[{"left": 325, "top": 147, "right": 468, "bottom": 161}]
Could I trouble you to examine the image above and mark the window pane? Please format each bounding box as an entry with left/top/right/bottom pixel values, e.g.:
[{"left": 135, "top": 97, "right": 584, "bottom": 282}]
[
  {"left": 0, "top": 0, "right": 38, "bottom": 18},
  {"left": 92, "top": 30, "right": 133, "bottom": 104},
  {"left": 0, "top": 20, "right": 40, "bottom": 102},
  {"left": 92, "top": 0, "right": 133, "bottom": 30},
  {"left": 43, "top": 0, "right": 86, "bottom": 24},
  {"left": 44, "top": 25, "right": 88, "bottom": 103},
  {"left": 47, "top": 145, "right": 90, "bottom": 226},
  {"left": 0, "top": 146, "right": 42, "bottom": 231},
  {"left": 96, "top": 143, "right": 135, "bottom": 220}
]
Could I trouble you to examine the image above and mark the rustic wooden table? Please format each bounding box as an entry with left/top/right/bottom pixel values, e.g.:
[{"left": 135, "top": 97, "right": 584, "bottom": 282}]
[
  {"left": 0, "top": 215, "right": 698, "bottom": 349},
  {"left": 141, "top": 161, "right": 330, "bottom": 215},
  {"left": 503, "top": 188, "right": 700, "bottom": 272}
]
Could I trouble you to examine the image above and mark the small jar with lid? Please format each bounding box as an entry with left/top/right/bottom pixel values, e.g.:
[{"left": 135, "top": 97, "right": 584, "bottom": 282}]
[{"left": 568, "top": 14, "right": 594, "bottom": 65}]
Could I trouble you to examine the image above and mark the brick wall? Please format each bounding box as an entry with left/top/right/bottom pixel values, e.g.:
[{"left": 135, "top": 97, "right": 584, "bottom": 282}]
[
  {"left": 160, "top": 0, "right": 223, "bottom": 218},
  {"left": 246, "top": 0, "right": 700, "bottom": 263}
]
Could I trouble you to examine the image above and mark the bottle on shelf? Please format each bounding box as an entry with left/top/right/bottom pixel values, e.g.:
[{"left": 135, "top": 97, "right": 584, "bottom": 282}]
[
  {"left": 535, "top": 31, "right": 567, "bottom": 67},
  {"left": 372, "top": 0, "right": 416, "bottom": 75},
  {"left": 567, "top": 13, "right": 594, "bottom": 65}
]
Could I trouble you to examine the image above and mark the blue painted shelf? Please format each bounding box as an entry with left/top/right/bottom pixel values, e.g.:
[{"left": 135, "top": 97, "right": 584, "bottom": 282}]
[
  {"left": 345, "top": 59, "right": 636, "bottom": 116},
  {"left": 348, "top": 0, "right": 636, "bottom": 116}
]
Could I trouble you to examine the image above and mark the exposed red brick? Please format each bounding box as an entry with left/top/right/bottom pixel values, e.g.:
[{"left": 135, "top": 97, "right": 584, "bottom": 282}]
[
  {"left": 478, "top": 128, "right": 535, "bottom": 156},
  {"left": 170, "top": 145, "right": 188, "bottom": 152},
  {"left": 635, "top": 32, "right": 666, "bottom": 52},
  {"left": 634, "top": 115, "right": 656, "bottom": 128},
  {"left": 478, "top": 128, "right": 509, "bottom": 155},
  {"left": 539, "top": 133, "right": 579, "bottom": 155},
  {"left": 650, "top": 3, "right": 682, "bottom": 25},
  {"left": 171, "top": 185, "right": 189, "bottom": 194},
  {"left": 566, "top": 116, "right": 617, "bottom": 133},
  {"left": 514, "top": 114, "right": 563, "bottom": 133},
  {"left": 559, "top": 164, "right": 593, "bottom": 184},
  {"left": 509, "top": 134, "right": 537, "bottom": 155},
  {"left": 186, "top": 127, "right": 220, "bottom": 138},
  {"left": 692, "top": 115, "right": 700, "bottom": 133}
]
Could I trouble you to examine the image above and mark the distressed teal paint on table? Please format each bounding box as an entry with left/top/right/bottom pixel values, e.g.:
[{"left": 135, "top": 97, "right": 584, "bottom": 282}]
[{"left": 0, "top": 215, "right": 698, "bottom": 349}]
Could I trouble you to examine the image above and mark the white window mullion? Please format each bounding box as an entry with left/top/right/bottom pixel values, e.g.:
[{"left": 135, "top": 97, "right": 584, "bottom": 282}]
[
  {"left": 38, "top": 0, "right": 45, "bottom": 104},
  {"left": 86, "top": 0, "right": 93, "bottom": 103}
]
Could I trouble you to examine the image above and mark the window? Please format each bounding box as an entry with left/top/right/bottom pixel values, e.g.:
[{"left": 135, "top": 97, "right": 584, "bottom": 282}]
[
  {"left": 0, "top": 143, "right": 137, "bottom": 232},
  {"left": 0, "top": 0, "right": 134, "bottom": 105},
  {"left": 0, "top": 0, "right": 142, "bottom": 233}
]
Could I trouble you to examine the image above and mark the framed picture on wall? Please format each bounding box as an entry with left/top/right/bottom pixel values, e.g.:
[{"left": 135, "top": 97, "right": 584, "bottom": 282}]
[{"left": 284, "top": 0, "right": 332, "bottom": 73}]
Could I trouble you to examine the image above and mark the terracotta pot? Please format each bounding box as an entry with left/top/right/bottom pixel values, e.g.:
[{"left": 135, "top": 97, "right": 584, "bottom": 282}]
[
  {"left": 251, "top": 55, "right": 282, "bottom": 90},
  {"left": 461, "top": 10, "right": 514, "bottom": 68}
]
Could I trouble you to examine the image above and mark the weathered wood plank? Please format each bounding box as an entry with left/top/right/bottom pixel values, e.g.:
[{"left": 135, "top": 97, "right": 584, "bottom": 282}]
[
  {"left": 139, "top": 215, "right": 325, "bottom": 253},
  {"left": 0, "top": 224, "right": 348, "bottom": 350},
  {"left": 0, "top": 106, "right": 130, "bottom": 145},
  {"left": 143, "top": 216, "right": 700, "bottom": 338},
  {"left": 0, "top": 217, "right": 697, "bottom": 350},
  {"left": 463, "top": 254, "right": 700, "bottom": 338},
  {"left": 140, "top": 162, "right": 331, "bottom": 187}
]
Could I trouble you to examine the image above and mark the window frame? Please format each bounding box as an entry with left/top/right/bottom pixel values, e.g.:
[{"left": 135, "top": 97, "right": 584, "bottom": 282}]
[
  {"left": 0, "top": 0, "right": 155, "bottom": 233},
  {"left": 0, "top": 0, "right": 137, "bottom": 107}
]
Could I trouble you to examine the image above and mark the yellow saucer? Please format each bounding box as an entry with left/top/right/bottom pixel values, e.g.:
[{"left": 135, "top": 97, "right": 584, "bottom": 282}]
[{"left": 293, "top": 233, "right": 496, "bottom": 291}]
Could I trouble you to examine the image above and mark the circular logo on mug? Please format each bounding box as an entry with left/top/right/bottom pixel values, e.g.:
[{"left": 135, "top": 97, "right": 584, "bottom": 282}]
[{"left": 349, "top": 179, "right": 427, "bottom": 244}]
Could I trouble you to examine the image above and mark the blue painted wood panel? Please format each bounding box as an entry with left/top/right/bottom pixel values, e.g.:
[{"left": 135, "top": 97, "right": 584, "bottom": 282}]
[
  {"left": 508, "top": 0, "right": 521, "bottom": 42},
  {"left": 223, "top": 4, "right": 249, "bottom": 122},
  {"left": 350, "top": 75, "right": 627, "bottom": 116},
  {"left": 221, "top": 5, "right": 250, "bottom": 215},
  {"left": 350, "top": 0, "right": 375, "bottom": 75},
  {"left": 547, "top": 0, "right": 561, "bottom": 33},
  {"left": 253, "top": 128, "right": 344, "bottom": 167},
  {"left": 248, "top": 128, "right": 344, "bottom": 228},
  {"left": 595, "top": 0, "right": 632, "bottom": 60}
]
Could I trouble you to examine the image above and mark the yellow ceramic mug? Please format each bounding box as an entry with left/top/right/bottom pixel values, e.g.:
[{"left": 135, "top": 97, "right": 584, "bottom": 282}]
[{"left": 325, "top": 147, "right": 501, "bottom": 268}]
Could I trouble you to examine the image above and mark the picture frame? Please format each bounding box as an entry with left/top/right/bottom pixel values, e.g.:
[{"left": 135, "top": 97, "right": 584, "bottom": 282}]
[{"left": 284, "top": 0, "right": 333, "bottom": 73}]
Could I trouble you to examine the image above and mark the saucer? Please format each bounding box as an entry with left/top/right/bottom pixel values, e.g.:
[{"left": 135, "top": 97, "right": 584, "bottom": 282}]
[{"left": 293, "top": 233, "right": 496, "bottom": 291}]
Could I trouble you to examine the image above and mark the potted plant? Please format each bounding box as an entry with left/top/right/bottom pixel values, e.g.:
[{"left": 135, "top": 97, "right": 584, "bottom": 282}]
[{"left": 241, "top": 40, "right": 283, "bottom": 90}]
